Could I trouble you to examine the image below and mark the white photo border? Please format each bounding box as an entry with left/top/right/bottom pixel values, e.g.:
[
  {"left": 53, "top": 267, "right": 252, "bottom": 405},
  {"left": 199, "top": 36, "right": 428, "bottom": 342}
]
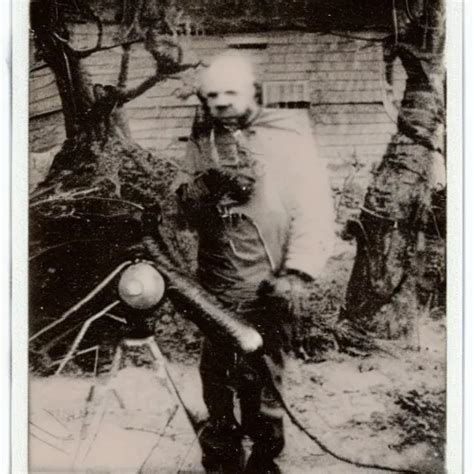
[
  {"left": 12, "top": 0, "right": 29, "bottom": 472},
  {"left": 9, "top": 0, "right": 466, "bottom": 471},
  {"left": 1, "top": 0, "right": 12, "bottom": 472}
]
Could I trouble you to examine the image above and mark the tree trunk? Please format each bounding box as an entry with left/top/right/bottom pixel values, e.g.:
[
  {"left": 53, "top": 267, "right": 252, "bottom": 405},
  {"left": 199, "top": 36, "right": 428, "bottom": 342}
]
[
  {"left": 29, "top": 1, "right": 199, "bottom": 371},
  {"left": 340, "top": 0, "right": 446, "bottom": 346},
  {"left": 30, "top": 0, "right": 197, "bottom": 262}
]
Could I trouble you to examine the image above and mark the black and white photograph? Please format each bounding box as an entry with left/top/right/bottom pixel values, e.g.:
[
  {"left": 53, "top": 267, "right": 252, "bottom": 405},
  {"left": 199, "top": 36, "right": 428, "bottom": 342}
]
[{"left": 19, "top": 0, "right": 461, "bottom": 472}]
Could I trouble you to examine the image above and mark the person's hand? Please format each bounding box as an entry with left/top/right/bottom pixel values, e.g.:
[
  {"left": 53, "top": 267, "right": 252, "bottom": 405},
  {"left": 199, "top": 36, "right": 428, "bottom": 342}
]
[
  {"left": 200, "top": 168, "right": 255, "bottom": 204},
  {"left": 258, "top": 271, "right": 312, "bottom": 358},
  {"left": 176, "top": 181, "right": 202, "bottom": 225},
  {"left": 177, "top": 168, "right": 255, "bottom": 209},
  {"left": 260, "top": 270, "right": 311, "bottom": 306}
]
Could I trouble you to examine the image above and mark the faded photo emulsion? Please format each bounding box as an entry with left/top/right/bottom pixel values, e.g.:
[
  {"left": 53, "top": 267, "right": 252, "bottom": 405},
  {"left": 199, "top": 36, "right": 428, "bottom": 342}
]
[{"left": 27, "top": 1, "right": 449, "bottom": 472}]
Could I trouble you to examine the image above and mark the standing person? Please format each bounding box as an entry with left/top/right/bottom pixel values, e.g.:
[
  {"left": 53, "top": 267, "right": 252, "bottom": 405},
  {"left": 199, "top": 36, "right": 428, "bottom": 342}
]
[{"left": 176, "top": 51, "right": 335, "bottom": 473}]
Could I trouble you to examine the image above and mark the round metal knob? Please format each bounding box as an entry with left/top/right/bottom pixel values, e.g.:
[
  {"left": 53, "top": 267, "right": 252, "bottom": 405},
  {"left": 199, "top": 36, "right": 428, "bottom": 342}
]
[{"left": 118, "top": 262, "right": 165, "bottom": 310}]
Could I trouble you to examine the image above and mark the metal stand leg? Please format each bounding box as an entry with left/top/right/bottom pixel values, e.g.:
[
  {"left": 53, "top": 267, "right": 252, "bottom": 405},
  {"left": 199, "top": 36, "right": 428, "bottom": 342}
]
[{"left": 72, "top": 336, "right": 197, "bottom": 470}]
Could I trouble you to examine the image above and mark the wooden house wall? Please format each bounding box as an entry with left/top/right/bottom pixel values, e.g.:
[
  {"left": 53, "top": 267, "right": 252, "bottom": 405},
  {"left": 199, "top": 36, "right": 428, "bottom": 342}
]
[{"left": 29, "top": 26, "right": 406, "bottom": 215}]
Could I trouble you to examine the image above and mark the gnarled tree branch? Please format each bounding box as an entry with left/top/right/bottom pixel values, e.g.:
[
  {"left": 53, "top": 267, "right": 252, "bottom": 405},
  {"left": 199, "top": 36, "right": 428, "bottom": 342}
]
[
  {"left": 117, "top": 30, "right": 202, "bottom": 104},
  {"left": 117, "top": 44, "right": 131, "bottom": 90},
  {"left": 52, "top": 2, "right": 104, "bottom": 59}
]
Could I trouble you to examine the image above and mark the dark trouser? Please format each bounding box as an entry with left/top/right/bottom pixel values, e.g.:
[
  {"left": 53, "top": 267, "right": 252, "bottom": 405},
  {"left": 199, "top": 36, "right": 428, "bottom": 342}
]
[
  {"left": 195, "top": 213, "right": 290, "bottom": 472},
  {"left": 199, "top": 333, "right": 286, "bottom": 474}
]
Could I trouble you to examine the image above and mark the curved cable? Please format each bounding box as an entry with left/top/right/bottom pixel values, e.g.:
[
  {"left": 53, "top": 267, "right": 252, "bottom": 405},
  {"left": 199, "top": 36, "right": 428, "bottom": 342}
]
[{"left": 260, "top": 354, "right": 419, "bottom": 473}]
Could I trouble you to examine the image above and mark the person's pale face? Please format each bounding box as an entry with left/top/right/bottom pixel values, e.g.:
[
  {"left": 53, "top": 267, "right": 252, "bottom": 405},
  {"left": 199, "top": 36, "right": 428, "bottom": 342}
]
[{"left": 201, "top": 69, "right": 257, "bottom": 126}]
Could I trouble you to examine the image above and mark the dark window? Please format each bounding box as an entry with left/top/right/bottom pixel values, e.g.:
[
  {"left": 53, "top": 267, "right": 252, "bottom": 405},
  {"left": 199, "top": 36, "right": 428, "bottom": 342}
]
[
  {"left": 226, "top": 37, "right": 268, "bottom": 50},
  {"left": 262, "top": 81, "right": 310, "bottom": 109}
]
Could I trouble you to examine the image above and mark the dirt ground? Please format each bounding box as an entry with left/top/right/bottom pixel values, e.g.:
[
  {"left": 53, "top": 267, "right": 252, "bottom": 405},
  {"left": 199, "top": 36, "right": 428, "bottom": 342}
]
[
  {"left": 166, "top": 314, "right": 446, "bottom": 473},
  {"left": 29, "top": 239, "right": 446, "bottom": 473}
]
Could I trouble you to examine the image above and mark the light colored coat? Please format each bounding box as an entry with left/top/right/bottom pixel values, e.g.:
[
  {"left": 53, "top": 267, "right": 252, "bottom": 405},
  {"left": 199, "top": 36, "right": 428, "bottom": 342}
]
[{"left": 181, "top": 108, "right": 335, "bottom": 280}]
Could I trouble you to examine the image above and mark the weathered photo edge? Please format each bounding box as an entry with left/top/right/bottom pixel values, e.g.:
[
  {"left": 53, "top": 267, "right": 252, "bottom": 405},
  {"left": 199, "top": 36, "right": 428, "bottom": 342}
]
[{"left": 9, "top": 0, "right": 466, "bottom": 471}]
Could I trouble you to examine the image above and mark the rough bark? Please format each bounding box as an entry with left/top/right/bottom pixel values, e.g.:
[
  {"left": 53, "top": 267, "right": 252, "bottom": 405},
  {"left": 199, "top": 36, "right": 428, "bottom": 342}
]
[
  {"left": 30, "top": 0, "right": 196, "bottom": 252},
  {"left": 29, "top": 0, "right": 199, "bottom": 370},
  {"left": 340, "top": 0, "right": 446, "bottom": 345}
]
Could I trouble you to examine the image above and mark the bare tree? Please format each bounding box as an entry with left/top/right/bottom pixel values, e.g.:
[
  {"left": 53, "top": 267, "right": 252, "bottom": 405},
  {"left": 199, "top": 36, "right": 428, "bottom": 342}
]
[
  {"left": 29, "top": 0, "right": 200, "bottom": 362},
  {"left": 339, "top": 0, "right": 446, "bottom": 346},
  {"left": 30, "top": 0, "right": 199, "bottom": 195}
]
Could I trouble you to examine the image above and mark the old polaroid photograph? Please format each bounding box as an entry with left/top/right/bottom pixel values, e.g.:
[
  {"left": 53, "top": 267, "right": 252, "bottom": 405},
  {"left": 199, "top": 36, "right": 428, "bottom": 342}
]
[{"left": 16, "top": 0, "right": 462, "bottom": 472}]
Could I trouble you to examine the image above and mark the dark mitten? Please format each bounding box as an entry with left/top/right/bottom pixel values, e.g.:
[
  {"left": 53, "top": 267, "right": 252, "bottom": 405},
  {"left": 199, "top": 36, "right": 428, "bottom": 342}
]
[
  {"left": 200, "top": 168, "right": 255, "bottom": 204},
  {"left": 258, "top": 272, "right": 312, "bottom": 358},
  {"left": 176, "top": 181, "right": 206, "bottom": 227},
  {"left": 177, "top": 168, "right": 255, "bottom": 229}
]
